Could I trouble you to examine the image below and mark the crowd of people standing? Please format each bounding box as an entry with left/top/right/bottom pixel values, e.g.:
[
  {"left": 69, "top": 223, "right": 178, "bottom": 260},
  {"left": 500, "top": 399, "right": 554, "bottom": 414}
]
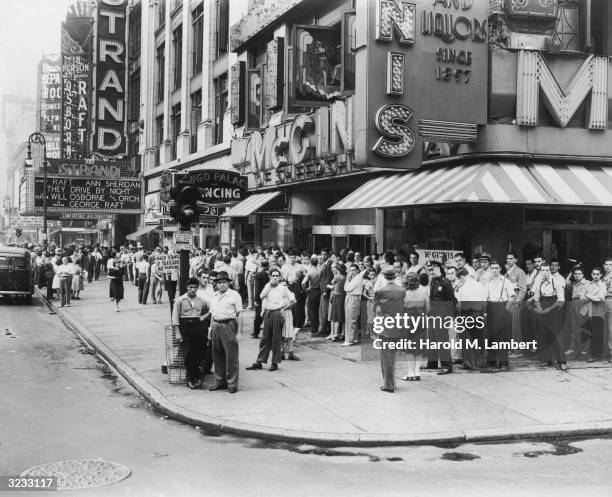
[{"left": 25, "top": 241, "right": 612, "bottom": 395}]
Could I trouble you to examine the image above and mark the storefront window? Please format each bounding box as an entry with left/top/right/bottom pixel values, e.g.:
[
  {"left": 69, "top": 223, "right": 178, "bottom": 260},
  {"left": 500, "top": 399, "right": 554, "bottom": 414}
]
[
  {"left": 384, "top": 207, "right": 472, "bottom": 254},
  {"left": 261, "top": 216, "right": 293, "bottom": 249}
]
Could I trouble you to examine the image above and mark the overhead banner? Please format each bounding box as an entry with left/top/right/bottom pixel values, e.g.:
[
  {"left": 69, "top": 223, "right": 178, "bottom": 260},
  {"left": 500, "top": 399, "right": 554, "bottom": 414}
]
[
  {"left": 62, "top": 17, "right": 91, "bottom": 159},
  {"left": 94, "top": 0, "right": 127, "bottom": 157},
  {"left": 39, "top": 54, "right": 62, "bottom": 159}
]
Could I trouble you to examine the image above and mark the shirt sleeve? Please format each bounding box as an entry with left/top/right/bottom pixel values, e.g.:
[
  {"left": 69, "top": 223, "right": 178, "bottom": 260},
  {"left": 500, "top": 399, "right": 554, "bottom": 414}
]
[
  {"left": 171, "top": 297, "right": 181, "bottom": 327},
  {"left": 554, "top": 281, "right": 565, "bottom": 301}
]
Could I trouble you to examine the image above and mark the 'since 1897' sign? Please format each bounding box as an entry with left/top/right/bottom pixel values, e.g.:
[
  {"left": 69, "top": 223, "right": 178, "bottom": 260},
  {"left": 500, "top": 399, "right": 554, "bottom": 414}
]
[
  {"left": 355, "top": 0, "right": 488, "bottom": 169},
  {"left": 34, "top": 176, "right": 142, "bottom": 214}
]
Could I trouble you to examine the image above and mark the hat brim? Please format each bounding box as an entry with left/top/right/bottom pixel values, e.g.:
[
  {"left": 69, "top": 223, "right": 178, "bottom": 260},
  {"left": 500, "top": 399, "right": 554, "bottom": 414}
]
[{"left": 214, "top": 277, "right": 231, "bottom": 282}]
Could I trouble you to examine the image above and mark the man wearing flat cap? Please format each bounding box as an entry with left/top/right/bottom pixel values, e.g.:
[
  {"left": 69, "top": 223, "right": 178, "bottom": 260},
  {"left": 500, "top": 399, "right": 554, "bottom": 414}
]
[
  {"left": 476, "top": 253, "right": 493, "bottom": 287},
  {"left": 208, "top": 271, "right": 243, "bottom": 393}
]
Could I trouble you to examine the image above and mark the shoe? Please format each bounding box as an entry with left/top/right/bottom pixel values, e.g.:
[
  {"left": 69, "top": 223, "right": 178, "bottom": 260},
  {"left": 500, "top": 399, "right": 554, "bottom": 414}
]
[
  {"left": 246, "top": 362, "right": 262, "bottom": 370},
  {"left": 65, "top": 304, "right": 71, "bottom": 307},
  {"left": 208, "top": 384, "right": 228, "bottom": 391},
  {"left": 401, "top": 375, "right": 413, "bottom": 381},
  {"left": 269, "top": 363, "right": 279, "bottom": 371},
  {"left": 380, "top": 386, "right": 394, "bottom": 393},
  {"left": 586, "top": 357, "right": 599, "bottom": 363},
  {"left": 414, "top": 376, "right": 420, "bottom": 381},
  {"left": 280, "top": 353, "right": 286, "bottom": 361},
  {"left": 325, "top": 335, "right": 333, "bottom": 340},
  {"left": 287, "top": 353, "right": 300, "bottom": 361},
  {"left": 437, "top": 369, "right": 452, "bottom": 375},
  {"left": 499, "top": 363, "right": 509, "bottom": 371},
  {"left": 228, "top": 387, "right": 237, "bottom": 394},
  {"left": 341, "top": 343, "right": 352, "bottom": 347},
  {"left": 556, "top": 363, "right": 569, "bottom": 371},
  {"left": 479, "top": 367, "right": 498, "bottom": 374},
  {"left": 115, "top": 309, "right": 120, "bottom": 313}
]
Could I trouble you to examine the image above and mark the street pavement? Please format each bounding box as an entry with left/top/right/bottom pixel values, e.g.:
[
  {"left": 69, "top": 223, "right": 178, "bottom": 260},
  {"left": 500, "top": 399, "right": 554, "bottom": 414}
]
[
  {"left": 3, "top": 296, "right": 612, "bottom": 496},
  {"left": 37, "top": 278, "right": 612, "bottom": 446}
]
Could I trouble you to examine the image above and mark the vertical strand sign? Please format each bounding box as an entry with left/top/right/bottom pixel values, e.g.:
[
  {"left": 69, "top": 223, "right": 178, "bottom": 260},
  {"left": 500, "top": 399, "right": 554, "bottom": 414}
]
[
  {"left": 94, "top": 0, "right": 127, "bottom": 157},
  {"left": 61, "top": 18, "right": 91, "bottom": 159},
  {"left": 39, "top": 54, "right": 62, "bottom": 159}
]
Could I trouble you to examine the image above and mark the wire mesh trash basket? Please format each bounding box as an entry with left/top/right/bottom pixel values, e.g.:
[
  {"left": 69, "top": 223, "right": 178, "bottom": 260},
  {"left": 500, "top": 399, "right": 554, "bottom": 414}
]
[{"left": 164, "top": 325, "right": 186, "bottom": 384}]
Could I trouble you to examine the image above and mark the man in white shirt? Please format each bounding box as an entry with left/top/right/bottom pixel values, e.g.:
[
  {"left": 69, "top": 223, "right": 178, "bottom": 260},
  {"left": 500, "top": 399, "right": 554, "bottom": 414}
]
[
  {"left": 208, "top": 271, "right": 243, "bottom": 393},
  {"left": 454, "top": 253, "right": 476, "bottom": 277},
  {"left": 244, "top": 250, "right": 258, "bottom": 309},
  {"left": 455, "top": 267, "right": 486, "bottom": 370},
  {"left": 246, "top": 268, "right": 296, "bottom": 371},
  {"left": 476, "top": 254, "right": 493, "bottom": 287},
  {"left": 485, "top": 261, "right": 514, "bottom": 371},
  {"left": 135, "top": 255, "right": 150, "bottom": 304},
  {"left": 534, "top": 263, "right": 566, "bottom": 369}
]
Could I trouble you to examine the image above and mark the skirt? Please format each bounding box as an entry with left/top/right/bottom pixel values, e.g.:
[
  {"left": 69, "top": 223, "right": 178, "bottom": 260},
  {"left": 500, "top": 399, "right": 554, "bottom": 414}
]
[
  {"left": 329, "top": 294, "right": 345, "bottom": 322},
  {"left": 72, "top": 273, "right": 83, "bottom": 291},
  {"left": 282, "top": 308, "right": 295, "bottom": 339},
  {"left": 109, "top": 278, "right": 124, "bottom": 301},
  {"left": 52, "top": 274, "right": 60, "bottom": 290}
]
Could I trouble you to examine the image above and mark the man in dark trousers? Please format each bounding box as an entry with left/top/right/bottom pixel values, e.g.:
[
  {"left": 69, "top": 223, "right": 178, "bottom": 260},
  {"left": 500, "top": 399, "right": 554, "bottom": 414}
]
[
  {"left": 251, "top": 260, "right": 270, "bottom": 338},
  {"left": 427, "top": 260, "right": 457, "bottom": 375},
  {"left": 318, "top": 249, "right": 333, "bottom": 335},
  {"left": 246, "top": 268, "right": 296, "bottom": 372},
  {"left": 374, "top": 265, "right": 407, "bottom": 393},
  {"left": 303, "top": 256, "right": 322, "bottom": 337},
  {"left": 171, "top": 277, "right": 210, "bottom": 389}
]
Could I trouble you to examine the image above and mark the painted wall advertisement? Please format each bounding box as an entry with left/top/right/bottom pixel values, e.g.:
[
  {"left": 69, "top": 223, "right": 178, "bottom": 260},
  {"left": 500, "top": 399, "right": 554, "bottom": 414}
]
[
  {"left": 354, "top": 0, "right": 488, "bottom": 169},
  {"left": 39, "top": 54, "right": 62, "bottom": 159},
  {"left": 94, "top": 0, "right": 127, "bottom": 157}
]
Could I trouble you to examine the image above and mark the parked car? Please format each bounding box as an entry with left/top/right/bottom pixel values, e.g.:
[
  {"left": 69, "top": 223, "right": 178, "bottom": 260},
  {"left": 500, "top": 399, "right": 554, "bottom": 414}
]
[{"left": 0, "top": 246, "right": 34, "bottom": 304}]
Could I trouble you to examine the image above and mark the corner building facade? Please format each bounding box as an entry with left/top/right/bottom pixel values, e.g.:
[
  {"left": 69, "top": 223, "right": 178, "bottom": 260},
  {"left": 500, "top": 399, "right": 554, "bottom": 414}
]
[
  {"left": 138, "top": 0, "right": 247, "bottom": 248},
  {"left": 226, "top": 0, "right": 612, "bottom": 272}
]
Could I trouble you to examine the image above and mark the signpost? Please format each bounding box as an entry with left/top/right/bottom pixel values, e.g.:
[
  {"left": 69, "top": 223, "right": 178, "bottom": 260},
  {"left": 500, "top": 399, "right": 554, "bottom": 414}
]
[{"left": 154, "top": 253, "right": 180, "bottom": 272}]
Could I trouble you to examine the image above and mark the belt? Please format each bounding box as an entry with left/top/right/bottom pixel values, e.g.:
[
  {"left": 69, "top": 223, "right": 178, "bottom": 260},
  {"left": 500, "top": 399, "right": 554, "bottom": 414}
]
[
  {"left": 213, "top": 318, "right": 236, "bottom": 324},
  {"left": 267, "top": 308, "right": 283, "bottom": 312}
]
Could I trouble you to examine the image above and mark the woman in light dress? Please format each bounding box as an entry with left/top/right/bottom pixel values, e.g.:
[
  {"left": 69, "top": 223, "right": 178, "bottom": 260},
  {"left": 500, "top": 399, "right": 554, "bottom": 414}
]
[
  {"left": 70, "top": 255, "right": 84, "bottom": 300},
  {"left": 280, "top": 279, "right": 299, "bottom": 361},
  {"left": 402, "top": 272, "right": 429, "bottom": 382},
  {"left": 327, "top": 263, "right": 346, "bottom": 342}
]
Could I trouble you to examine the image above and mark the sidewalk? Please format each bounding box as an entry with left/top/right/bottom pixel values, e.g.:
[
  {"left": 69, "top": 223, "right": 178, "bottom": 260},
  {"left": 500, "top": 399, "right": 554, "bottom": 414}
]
[{"left": 38, "top": 279, "right": 612, "bottom": 446}]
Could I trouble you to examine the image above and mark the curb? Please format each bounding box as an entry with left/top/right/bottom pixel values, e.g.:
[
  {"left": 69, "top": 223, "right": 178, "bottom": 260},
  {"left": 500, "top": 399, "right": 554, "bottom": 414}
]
[{"left": 36, "top": 288, "right": 612, "bottom": 447}]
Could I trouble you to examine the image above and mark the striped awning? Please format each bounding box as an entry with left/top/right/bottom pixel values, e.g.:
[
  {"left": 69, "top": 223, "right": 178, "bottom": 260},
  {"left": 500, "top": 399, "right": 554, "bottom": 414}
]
[
  {"left": 329, "top": 162, "right": 612, "bottom": 210},
  {"left": 222, "top": 191, "right": 281, "bottom": 217}
]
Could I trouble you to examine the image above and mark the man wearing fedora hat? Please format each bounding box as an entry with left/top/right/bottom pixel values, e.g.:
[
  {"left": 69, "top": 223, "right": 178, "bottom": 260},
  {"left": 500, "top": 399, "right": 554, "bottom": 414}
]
[
  {"left": 374, "top": 265, "right": 406, "bottom": 393},
  {"left": 208, "top": 271, "right": 243, "bottom": 393}
]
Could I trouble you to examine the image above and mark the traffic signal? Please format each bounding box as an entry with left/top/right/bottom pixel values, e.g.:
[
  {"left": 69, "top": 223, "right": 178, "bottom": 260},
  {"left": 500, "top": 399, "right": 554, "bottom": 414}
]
[{"left": 170, "top": 183, "right": 199, "bottom": 228}]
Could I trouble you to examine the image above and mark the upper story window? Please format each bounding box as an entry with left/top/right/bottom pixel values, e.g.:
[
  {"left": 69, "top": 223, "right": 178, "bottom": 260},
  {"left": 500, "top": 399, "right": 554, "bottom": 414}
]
[
  {"left": 190, "top": 90, "right": 201, "bottom": 153},
  {"left": 170, "top": 0, "right": 182, "bottom": 12},
  {"left": 171, "top": 104, "right": 181, "bottom": 159},
  {"left": 157, "top": 0, "right": 166, "bottom": 28},
  {"left": 156, "top": 44, "right": 165, "bottom": 103},
  {"left": 173, "top": 25, "right": 183, "bottom": 90},
  {"left": 215, "top": 0, "right": 229, "bottom": 59},
  {"left": 214, "top": 73, "right": 228, "bottom": 145},
  {"left": 490, "top": 0, "right": 611, "bottom": 55},
  {"left": 192, "top": 5, "right": 204, "bottom": 76}
]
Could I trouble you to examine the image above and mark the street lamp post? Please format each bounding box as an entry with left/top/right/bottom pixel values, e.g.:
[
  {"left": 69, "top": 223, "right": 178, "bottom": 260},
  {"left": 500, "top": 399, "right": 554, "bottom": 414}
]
[{"left": 24, "top": 132, "right": 48, "bottom": 245}]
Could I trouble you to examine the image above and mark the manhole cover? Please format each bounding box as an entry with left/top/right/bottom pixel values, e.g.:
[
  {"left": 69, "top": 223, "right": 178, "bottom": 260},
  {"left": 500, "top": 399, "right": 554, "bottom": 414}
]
[{"left": 21, "top": 459, "right": 130, "bottom": 490}]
